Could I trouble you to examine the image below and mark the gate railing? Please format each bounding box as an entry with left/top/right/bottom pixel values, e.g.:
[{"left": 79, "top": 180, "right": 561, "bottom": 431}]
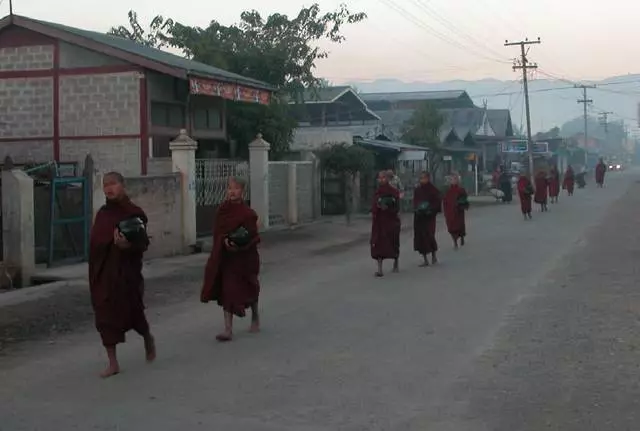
[{"left": 195, "top": 159, "right": 250, "bottom": 206}]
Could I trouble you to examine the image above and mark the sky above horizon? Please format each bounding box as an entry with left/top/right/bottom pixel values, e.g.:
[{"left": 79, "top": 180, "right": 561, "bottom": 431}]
[{"left": 7, "top": 0, "right": 640, "bottom": 84}]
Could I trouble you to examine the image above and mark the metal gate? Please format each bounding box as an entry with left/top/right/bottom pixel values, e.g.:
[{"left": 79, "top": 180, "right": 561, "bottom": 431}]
[
  {"left": 195, "top": 159, "right": 249, "bottom": 236},
  {"left": 320, "top": 170, "right": 346, "bottom": 215}
]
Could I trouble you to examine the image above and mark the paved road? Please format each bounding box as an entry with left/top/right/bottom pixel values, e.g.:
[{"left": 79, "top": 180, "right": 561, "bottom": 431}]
[{"left": 0, "top": 171, "right": 637, "bottom": 430}]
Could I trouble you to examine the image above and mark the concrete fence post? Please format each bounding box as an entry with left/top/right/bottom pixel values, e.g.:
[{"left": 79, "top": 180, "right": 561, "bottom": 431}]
[
  {"left": 249, "top": 134, "right": 270, "bottom": 230},
  {"left": 170, "top": 129, "right": 198, "bottom": 252},
  {"left": 2, "top": 166, "right": 35, "bottom": 287},
  {"left": 287, "top": 162, "right": 298, "bottom": 225}
]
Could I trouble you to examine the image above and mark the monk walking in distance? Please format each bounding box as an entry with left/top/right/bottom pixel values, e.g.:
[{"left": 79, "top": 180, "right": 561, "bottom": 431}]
[
  {"left": 371, "top": 170, "right": 401, "bottom": 276},
  {"left": 89, "top": 172, "right": 156, "bottom": 378}
]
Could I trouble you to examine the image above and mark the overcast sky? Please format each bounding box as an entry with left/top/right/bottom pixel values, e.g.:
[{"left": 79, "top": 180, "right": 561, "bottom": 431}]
[{"left": 8, "top": 0, "right": 640, "bottom": 84}]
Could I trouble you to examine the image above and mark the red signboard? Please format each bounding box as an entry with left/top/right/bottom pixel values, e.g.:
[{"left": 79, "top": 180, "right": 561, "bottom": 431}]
[{"left": 189, "top": 77, "right": 271, "bottom": 105}]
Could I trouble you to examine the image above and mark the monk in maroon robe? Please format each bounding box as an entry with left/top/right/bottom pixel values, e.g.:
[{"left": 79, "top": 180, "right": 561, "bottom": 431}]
[
  {"left": 371, "top": 171, "right": 401, "bottom": 276},
  {"left": 443, "top": 174, "right": 468, "bottom": 250},
  {"left": 517, "top": 173, "right": 533, "bottom": 220},
  {"left": 413, "top": 172, "right": 442, "bottom": 266},
  {"left": 595, "top": 158, "right": 607, "bottom": 188},
  {"left": 201, "top": 177, "right": 261, "bottom": 342},
  {"left": 563, "top": 165, "right": 575, "bottom": 196},
  {"left": 89, "top": 172, "right": 155, "bottom": 378},
  {"left": 534, "top": 171, "right": 549, "bottom": 212},
  {"left": 548, "top": 165, "right": 560, "bottom": 203}
]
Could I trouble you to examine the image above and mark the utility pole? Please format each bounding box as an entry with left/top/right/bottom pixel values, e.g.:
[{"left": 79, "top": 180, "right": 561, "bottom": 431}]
[
  {"left": 505, "top": 37, "right": 540, "bottom": 182},
  {"left": 576, "top": 84, "right": 595, "bottom": 169},
  {"left": 599, "top": 111, "right": 612, "bottom": 156}
]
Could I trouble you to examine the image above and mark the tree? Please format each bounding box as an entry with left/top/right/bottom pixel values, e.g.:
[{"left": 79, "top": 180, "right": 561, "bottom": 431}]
[
  {"left": 401, "top": 102, "right": 445, "bottom": 180},
  {"left": 108, "top": 11, "right": 174, "bottom": 49},
  {"left": 316, "top": 143, "right": 373, "bottom": 224},
  {"left": 109, "top": 6, "right": 366, "bottom": 157}
]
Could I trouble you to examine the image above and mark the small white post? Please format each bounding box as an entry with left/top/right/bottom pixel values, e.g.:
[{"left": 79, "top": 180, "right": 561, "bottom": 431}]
[
  {"left": 170, "top": 129, "right": 198, "bottom": 251},
  {"left": 249, "top": 134, "right": 270, "bottom": 230},
  {"left": 2, "top": 168, "right": 35, "bottom": 287},
  {"left": 287, "top": 162, "right": 298, "bottom": 225}
]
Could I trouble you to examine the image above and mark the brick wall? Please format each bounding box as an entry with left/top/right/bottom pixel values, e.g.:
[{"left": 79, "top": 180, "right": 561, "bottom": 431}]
[
  {"left": 0, "top": 45, "right": 54, "bottom": 70},
  {"left": 60, "top": 138, "right": 141, "bottom": 176},
  {"left": 0, "top": 140, "right": 53, "bottom": 164},
  {"left": 59, "top": 72, "right": 140, "bottom": 136},
  {"left": 124, "top": 174, "right": 183, "bottom": 259},
  {"left": 0, "top": 77, "right": 54, "bottom": 138}
]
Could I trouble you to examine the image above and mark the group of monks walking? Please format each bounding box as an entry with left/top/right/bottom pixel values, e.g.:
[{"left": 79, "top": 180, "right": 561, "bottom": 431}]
[
  {"left": 370, "top": 170, "right": 469, "bottom": 276},
  {"left": 86, "top": 158, "right": 610, "bottom": 378},
  {"left": 509, "top": 157, "right": 608, "bottom": 220}
]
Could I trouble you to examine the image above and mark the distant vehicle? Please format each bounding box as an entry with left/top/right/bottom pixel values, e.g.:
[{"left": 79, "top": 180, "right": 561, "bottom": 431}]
[{"left": 608, "top": 162, "right": 623, "bottom": 171}]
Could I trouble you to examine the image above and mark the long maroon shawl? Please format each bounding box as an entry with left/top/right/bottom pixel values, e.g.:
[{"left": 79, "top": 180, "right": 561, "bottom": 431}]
[
  {"left": 89, "top": 197, "right": 149, "bottom": 346},
  {"left": 563, "top": 167, "right": 575, "bottom": 194},
  {"left": 548, "top": 167, "right": 560, "bottom": 198},
  {"left": 443, "top": 184, "right": 467, "bottom": 238},
  {"left": 413, "top": 183, "right": 441, "bottom": 254},
  {"left": 201, "top": 200, "right": 261, "bottom": 317},
  {"left": 370, "top": 183, "right": 401, "bottom": 260},
  {"left": 534, "top": 171, "right": 548, "bottom": 204},
  {"left": 595, "top": 162, "right": 607, "bottom": 185},
  {"left": 517, "top": 176, "right": 533, "bottom": 214}
]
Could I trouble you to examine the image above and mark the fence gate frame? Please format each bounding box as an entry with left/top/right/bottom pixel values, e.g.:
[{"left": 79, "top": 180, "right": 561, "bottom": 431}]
[{"left": 23, "top": 161, "right": 91, "bottom": 267}]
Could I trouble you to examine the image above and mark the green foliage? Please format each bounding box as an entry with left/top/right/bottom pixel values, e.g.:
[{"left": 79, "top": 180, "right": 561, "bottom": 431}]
[
  {"left": 109, "top": 5, "right": 366, "bottom": 156},
  {"left": 316, "top": 143, "right": 373, "bottom": 175},
  {"left": 401, "top": 102, "right": 444, "bottom": 149},
  {"left": 108, "top": 11, "right": 174, "bottom": 48}
]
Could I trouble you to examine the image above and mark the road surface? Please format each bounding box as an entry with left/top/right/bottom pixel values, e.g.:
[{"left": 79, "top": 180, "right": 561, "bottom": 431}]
[{"left": 0, "top": 171, "right": 638, "bottom": 431}]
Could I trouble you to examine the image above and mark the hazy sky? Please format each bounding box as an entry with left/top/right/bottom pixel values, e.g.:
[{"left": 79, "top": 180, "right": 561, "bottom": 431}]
[{"left": 6, "top": 0, "right": 640, "bottom": 84}]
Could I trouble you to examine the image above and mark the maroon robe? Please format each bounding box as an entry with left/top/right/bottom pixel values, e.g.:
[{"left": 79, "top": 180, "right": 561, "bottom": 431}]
[
  {"left": 534, "top": 172, "right": 548, "bottom": 204},
  {"left": 443, "top": 184, "right": 468, "bottom": 239},
  {"left": 517, "top": 176, "right": 533, "bottom": 214},
  {"left": 201, "top": 200, "right": 261, "bottom": 317},
  {"left": 413, "top": 183, "right": 441, "bottom": 255},
  {"left": 89, "top": 197, "right": 150, "bottom": 347},
  {"left": 548, "top": 168, "right": 560, "bottom": 198},
  {"left": 370, "top": 183, "right": 401, "bottom": 260},
  {"left": 595, "top": 162, "right": 607, "bottom": 185},
  {"left": 563, "top": 167, "right": 575, "bottom": 194}
]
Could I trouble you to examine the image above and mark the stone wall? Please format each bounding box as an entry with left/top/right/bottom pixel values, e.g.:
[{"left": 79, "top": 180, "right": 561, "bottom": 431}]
[{"left": 124, "top": 174, "right": 183, "bottom": 259}]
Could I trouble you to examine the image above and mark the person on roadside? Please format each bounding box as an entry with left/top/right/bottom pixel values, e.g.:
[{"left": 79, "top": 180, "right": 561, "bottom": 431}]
[
  {"left": 595, "top": 158, "right": 607, "bottom": 188},
  {"left": 442, "top": 173, "right": 469, "bottom": 250},
  {"left": 548, "top": 165, "right": 560, "bottom": 204},
  {"left": 201, "top": 177, "right": 261, "bottom": 342},
  {"left": 498, "top": 167, "right": 513, "bottom": 203},
  {"left": 413, "top": 171, "right": 442, "bottom": 266},
  {"left": 534, "top": 170, "right": 549, "bottom": 212},
  {"left": 89, "top": 171, "right": 156, "bottom": 378},
  {"left": 563, "top": 165, "right": 575, "bottom": 196},
  {"left": 517, "top": 172, "right": 534, "bottom": 220},
  {"left": 371, "top": 170, "right": 401, "bottom": 277}
]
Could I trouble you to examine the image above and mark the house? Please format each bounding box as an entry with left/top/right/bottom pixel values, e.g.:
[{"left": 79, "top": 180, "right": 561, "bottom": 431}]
[
  {"left": 289, "top": 86, "right": 381, "bottom": 152},
  {"left": 361, "top": 90, "right": 514, "bottom": 176},
  {"left": 0, "top": 14, "right": 273, "bottom": 175}
]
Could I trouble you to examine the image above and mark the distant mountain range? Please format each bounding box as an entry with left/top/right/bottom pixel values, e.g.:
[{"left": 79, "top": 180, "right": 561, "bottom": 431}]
[{"left": 345, "top": 74, "right": 640, "bottom": 134}]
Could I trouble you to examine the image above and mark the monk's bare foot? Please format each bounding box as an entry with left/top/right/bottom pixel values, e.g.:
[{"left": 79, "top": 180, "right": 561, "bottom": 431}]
[
  {"left": 375, "top": 271, "right": 384, "bottom": 277},
  {"left": 454, "top": 243, "right": 459, "bottom": 250},
  {"left": 431, "top": 256, "right": 438, "bottom": 265},
  {"left": 392, "top": 265, "right": 399, "bottom": 273},
  {"left": 419, "top": 261, "right": 429, "bottom": 267},
  {"left": 216, "top": 332, "right": 233, "bottom": 342},
  {"left": 460, "top": 237, "right": 465, "bottom": 246},
  {"left": 249, "top": 321, "right": 260, "bottom": 333},
  {"left": 144, "top": 336, "right": 156, "bottom": 363},
  {"left": 100, "top": 364, "right": 120, "bottom": 379}
]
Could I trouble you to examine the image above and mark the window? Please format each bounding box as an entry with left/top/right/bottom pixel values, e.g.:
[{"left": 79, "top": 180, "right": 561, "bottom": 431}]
[
  {"left": 151, "top": 102, "right": 186, "bottom": 128},
  {"left": 193, "top": 107, "right": 222, "bottom": 130}
]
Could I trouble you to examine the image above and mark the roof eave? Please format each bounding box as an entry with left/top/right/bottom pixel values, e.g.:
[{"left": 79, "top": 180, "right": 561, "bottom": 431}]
[
  {"left": 187, "top": 71, "right": 274, "bottom": 92},
  {"left": 12, "top": 15, "right": 187, "bottom": 79}
]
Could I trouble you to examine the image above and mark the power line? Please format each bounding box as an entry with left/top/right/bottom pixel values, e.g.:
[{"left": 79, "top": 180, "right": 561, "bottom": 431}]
[{"left": 505, "top": 37, "right": 541, "bottom": 180}]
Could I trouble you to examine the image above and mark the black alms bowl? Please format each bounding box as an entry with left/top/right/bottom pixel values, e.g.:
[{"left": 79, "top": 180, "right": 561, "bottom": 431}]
[{"left": 117, "top": 217, "right": 147, "bottom": 243}]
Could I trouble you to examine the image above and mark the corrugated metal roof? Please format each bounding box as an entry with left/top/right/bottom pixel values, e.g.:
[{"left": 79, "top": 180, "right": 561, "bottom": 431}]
[
  {"left": 360, "top": 90, "right": 469, "bottom": 103},
  {"left": 18, "top": 15, "right": 272, "bottom": 90},
  {"left": 298, "top": 86, "right": 352, "bottom": 102},
  {"left": 355, "top": 138, "right": 428, "bottom": 152}
]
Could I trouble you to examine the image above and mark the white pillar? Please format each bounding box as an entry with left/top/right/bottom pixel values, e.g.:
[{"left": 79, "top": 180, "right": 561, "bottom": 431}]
[
  {"left": 287, "top": 162, "right": 298, "bottom": 225},
  {"left": 2, "top": 168, "right": 35, "bottom": 287},
  {"left": 249, "top": 134, "right": 270, "bottom": 230},
  {"left": 170, "top": 129, "right": 198, "bottom": 251}
]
